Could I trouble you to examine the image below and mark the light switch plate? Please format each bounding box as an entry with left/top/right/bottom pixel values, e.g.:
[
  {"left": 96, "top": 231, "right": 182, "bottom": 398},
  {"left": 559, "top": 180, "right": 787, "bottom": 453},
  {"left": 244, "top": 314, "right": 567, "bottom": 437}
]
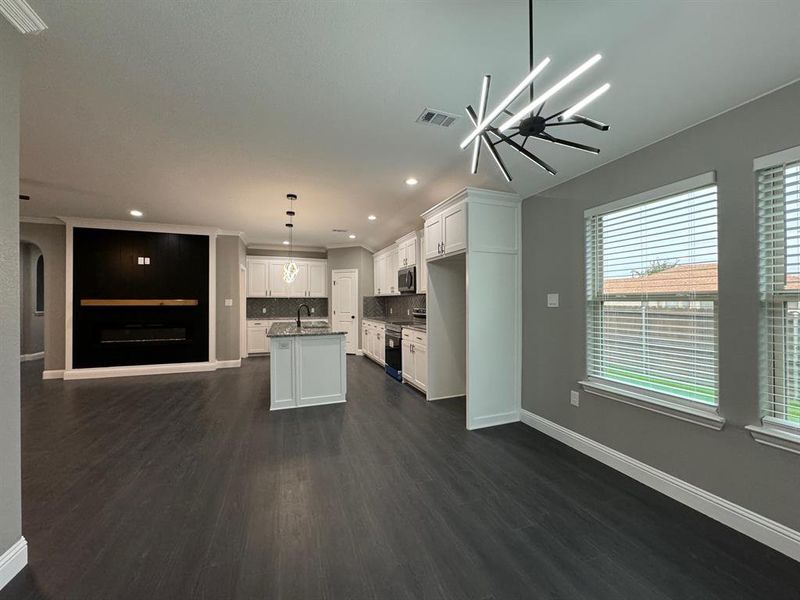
[
  {"left": 310, "top": 308, "right": 315, "bottom": 314},
  {"left": 144, "top": 257, "right": 150, "bottom": 265},
  {"left": 224, "top": 298, "right": 233, "bottom": 307},
  {"left": 570, "top": 390, "right": 580, "bottom": 407},
  {"left": 547, "top": 293, "right": 559, "bottom": 308},
  {"left": 137, "top": 256, "right": 144, "bottom": 265}
]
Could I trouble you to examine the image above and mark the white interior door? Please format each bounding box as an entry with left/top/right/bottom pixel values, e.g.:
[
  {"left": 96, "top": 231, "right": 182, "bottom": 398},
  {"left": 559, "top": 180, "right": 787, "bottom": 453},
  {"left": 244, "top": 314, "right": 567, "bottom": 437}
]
[{"left": 331, "top": 269, "right": 358, "bottom": 354}]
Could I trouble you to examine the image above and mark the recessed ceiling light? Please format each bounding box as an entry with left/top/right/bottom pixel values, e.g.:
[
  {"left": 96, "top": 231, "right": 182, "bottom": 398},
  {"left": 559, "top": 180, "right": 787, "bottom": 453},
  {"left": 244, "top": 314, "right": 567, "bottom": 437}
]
[
  {"left": 368, "top": 215, "right": 377, "bottom": 221},
  {"left": 348, "top": 234, "right": 357, "bottom": 239},
  {"left": 282, "top": 240, "right": 290, "bottom": 245},
  {"left": 129, "top": 209, "right": 143, "bottom": 217},
  {"left": 405, "top": 177, "right": 418, "bottom": 186}
]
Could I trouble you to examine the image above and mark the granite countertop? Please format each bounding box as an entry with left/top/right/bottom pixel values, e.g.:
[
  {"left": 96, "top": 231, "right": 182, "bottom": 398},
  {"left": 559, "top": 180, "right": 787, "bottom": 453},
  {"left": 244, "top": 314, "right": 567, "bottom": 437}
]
[
  {"left": 248, "top": 317, "right": 328, "bottom": 321},
  {"left": 401, "top": 323, "right": 427, "bottom": 333},
  {"left": 267, "top": 322, "right": 346, "bottom": 338}
]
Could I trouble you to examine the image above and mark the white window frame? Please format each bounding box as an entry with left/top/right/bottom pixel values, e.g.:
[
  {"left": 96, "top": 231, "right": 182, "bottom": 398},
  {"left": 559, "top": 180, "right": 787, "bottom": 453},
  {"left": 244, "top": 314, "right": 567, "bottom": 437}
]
[
  {"left": 580, "top": 172, "right": 725, "bottom": 430},
  {"left": 747, "top": 145, "right": 800, "bottom": 454}
]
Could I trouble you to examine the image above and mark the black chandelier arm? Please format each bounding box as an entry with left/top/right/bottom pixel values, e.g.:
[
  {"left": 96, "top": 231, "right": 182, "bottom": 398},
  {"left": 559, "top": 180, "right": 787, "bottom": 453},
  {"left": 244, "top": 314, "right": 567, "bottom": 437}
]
[
  {"left": 537, "top": 132, "right": 600, "bottom": 154},
  {"left": 491, "top": 129, "right": 557, "bottom": 175},
  {"left": 467, "top": 105, "right": 511, "bottom": 181},
  {"left": 572, "top": 114, "right": 610, "bottom": 131}
]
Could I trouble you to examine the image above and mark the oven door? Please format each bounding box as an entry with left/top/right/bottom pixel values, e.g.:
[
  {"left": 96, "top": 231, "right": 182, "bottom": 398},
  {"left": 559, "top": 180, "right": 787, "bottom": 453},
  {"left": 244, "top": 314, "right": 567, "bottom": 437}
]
[
  {"left": 384, "top": 331, "right": 403, "bottom": 380},
  {"left": 398, "top": 266, "right": 416, "bottom": 294}
]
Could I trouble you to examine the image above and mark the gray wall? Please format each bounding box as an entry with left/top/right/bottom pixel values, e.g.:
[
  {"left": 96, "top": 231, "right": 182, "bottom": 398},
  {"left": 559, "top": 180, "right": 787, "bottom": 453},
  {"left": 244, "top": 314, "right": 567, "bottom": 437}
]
[
  {"left": 0, "top": 18, "right": 21, "bottom": 560},
  {"left": 327, "top": 246, "right": 373, "bottom": 348},
  {"left": 19, "top": 242, "right": 44, "bottom": 355},
  {"left": 19, "top": 222, "right": 66, "bottom": 372},
  {"left": 216, "top": 235, "right": 243, "bottom": 361},
  {"left": 522, "top": 81, "right": 800, "bottom": 531}
]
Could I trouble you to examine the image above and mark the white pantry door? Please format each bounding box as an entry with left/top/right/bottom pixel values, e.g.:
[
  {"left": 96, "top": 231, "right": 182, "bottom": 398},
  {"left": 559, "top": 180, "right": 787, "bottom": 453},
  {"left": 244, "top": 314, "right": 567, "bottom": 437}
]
[{"left": 331, "top": 269, "right": 358, "bottom": 354}]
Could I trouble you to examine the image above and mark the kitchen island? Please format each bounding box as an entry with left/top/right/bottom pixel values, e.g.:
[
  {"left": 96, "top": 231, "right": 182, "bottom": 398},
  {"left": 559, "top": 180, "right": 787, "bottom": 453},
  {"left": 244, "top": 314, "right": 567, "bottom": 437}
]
[{"left": 267, "top": 322, "right": 347, "bottom": 410}]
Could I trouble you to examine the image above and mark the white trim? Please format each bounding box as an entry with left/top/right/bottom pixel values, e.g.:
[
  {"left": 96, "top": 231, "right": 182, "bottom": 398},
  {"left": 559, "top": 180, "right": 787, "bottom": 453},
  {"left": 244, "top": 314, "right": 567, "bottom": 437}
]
[
  {"left": 42, "top": 369, "right": 64, "bottom": 380},
  {"left": 355, "top": 349, "right": 364, "bottom": 356},
  {"left": 466, "top": 410, "right": 519, "bottom": 431},
  {"left": 520, "top": 410, "right": 800, "bottom": 563},
  {"left": 62, "top": 360, "right": 241, "bottom": 380},
  {"left": 65, "top": 222, "right": 73, "bottom": 370},
  {"left": 0, "top": 537, "right": 27, "bottom": 592},
  {"left": 19, "top": 216, "right": 63, "bottom": 225},
  {"left": 754, "top": 144, "right": 800, "bottom": 171},
  {"left": 579, "top": 379, "right": 725, "bottom": 430},
  {"left": 217, "top": 229, "right": 244, "bottom": 238},
  {"left": 427, "top": 393, "right": 465, "bottom": 402},
  {"left": 215, "top": 359, "right": 242, "bottom": 369},
  {"left": 584, "top": 171, "right": 716, "bottom": 218},
  {"left": 420, "top": 186, "right": 520, "bottom": 220},
  {"left": 746, "top": 420, "right": 800, "bottom": 455},
  {"left": 20, "top": 351, "right": 44, "bottom": 362},
  {"left": 208, "top": 233, "right": 217, "bottom": 363},
  {"left": 247, "top": 243, "right": 326, "bottom": 253},
  {"left": 59, "top": 216, "right": 220, "bottom": 236},
  {"left": 326, "top": 243, "right": 375, "bottom": 253}
]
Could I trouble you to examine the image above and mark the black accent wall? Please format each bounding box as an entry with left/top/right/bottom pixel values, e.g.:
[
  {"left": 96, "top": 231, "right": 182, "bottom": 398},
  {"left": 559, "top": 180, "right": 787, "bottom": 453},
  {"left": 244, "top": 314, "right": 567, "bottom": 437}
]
[{"left": 72, "top": 228, "right": 209, "bottom": 368}]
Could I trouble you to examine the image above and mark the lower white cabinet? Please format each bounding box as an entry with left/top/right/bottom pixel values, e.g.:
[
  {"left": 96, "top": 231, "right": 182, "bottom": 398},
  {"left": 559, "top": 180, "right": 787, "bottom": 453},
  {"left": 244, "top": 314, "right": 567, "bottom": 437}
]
[
  {"left": 362, "top": 320, "right": 385, "bottom": 365},
  {"left": 401, "top": 328, "right": 427, "bottom": 393},
  {"left": 247, "top": 320, "right": 271, "bottom": 354}
]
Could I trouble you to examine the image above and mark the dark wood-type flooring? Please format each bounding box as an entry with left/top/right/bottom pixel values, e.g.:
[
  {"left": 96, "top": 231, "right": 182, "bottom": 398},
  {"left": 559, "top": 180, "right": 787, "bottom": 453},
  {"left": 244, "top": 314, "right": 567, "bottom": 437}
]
[{"left": 3, "top": 356, "right": 800, "bottom": 600}]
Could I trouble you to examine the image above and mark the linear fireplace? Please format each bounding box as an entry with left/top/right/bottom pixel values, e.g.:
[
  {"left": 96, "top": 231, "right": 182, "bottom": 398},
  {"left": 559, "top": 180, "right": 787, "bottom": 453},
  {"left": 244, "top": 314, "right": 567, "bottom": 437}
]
[{"left": 72, "top": 228, "right": 210, "bottom": 368}]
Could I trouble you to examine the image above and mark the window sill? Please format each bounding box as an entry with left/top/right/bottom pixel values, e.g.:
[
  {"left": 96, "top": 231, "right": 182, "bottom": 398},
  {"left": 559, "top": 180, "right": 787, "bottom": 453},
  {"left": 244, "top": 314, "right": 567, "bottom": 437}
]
[
  {"left": 578, "top": 379, "right": 726, "bottom": 431},
  {"left": 745, "top": 421, "right": 800, "bottom": 455}
]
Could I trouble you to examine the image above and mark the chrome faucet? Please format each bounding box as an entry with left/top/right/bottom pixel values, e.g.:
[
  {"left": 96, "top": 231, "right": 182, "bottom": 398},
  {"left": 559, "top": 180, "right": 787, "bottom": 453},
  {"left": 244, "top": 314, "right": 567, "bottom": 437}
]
[{"left": 296, "top": 303, "right": 311, "bottom": 327}]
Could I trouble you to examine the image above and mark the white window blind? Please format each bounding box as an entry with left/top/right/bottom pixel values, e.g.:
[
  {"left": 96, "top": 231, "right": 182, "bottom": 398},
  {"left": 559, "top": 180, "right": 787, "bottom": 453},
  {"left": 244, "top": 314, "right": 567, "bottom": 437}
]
[
  {"left": 758, "top": 160, "right": 800, "bottom": 427},
  {"left": 585, "top": 183, "right": 719, "bottom": 406}
]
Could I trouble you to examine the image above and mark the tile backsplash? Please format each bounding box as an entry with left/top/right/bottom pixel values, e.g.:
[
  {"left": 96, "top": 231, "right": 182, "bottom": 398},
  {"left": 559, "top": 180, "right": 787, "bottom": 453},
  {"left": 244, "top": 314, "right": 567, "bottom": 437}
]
[
  {"left": 247, "top": 297, "right": 328, "bottom": 319},
  {"left": 363, "top": 294, "right": 426, "bottom": 319}
]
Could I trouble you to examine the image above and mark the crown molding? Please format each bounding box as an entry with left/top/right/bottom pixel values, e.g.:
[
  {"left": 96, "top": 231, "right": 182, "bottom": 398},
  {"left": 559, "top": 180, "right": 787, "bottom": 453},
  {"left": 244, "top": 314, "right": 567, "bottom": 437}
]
[
  {"left": 326, "top": 243, "right": 375, "bottom": 253},
  {"left": 247, "top": 243, "right": 326, "bottom": 253},
  {"left": 20, "top": 216, "right": 64, "bottom": 225}
]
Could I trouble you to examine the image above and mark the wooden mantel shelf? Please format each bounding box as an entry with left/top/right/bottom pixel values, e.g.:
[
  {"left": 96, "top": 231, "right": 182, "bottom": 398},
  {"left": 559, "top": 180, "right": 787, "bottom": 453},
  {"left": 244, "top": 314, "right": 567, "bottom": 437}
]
[{"left": 80, "top": 299, "right": 199, "bottom": 307}]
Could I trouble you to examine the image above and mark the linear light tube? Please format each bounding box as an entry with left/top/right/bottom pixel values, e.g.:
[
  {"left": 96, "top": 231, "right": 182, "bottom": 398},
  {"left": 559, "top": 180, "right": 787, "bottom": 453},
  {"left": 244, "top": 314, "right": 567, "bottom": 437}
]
[
  {"left": 561, "top": 83, "right": 610, "bottom": 121},
  {"left": 498, "top": 54, "right": 602, "bottom": 132},
  {"left": 460, "top": 57, "right": 550, "bottom": 149}
]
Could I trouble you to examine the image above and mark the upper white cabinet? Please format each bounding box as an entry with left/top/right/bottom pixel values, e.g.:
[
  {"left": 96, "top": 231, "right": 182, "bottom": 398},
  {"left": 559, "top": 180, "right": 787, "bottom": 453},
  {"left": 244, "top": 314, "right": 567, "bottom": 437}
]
[
  {"left": 247, "top": 259, "right": 269, "bottom": 297},
  {"left": 246, "top": 257, "right": 327, "bottom": 298},
  {"left": 424, "top": 202, "right": 466, "bottom": 261},
  {"left": 418, "top": 230, "right": 427, "bottom": 294},
  {"left": 397, "top": 233, "right": 418, "bottom": 268},
  {"left": 308, "top": 262, "right": 326, "bottom": 297},
  {"left": 373, "top": 246, "right": 398, "bottom": 296}
]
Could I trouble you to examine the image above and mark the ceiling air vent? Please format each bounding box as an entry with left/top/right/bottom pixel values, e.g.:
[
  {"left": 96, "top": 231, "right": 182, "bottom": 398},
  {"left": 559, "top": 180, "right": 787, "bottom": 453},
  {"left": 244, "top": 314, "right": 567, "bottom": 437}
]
[
  {"left": 332, "top": 228, "right": 348, "bottom": 233},
  {"left": 416, "top": 108, "right": 459, "bottom": 128}
]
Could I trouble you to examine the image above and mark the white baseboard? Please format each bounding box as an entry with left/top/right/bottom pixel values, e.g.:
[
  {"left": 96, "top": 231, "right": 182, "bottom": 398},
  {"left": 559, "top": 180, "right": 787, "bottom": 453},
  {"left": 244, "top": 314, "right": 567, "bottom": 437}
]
[
  {"left": 468, "top": 409, "right": 519, "bottom": 430},
  {"left": 63, "top": 359, "right": 242, "bottom": 381},
  {"left": 355, "top": 349, "right": 364, "bottom": 356},
  {"left": 20, "top": 352, "right": 44, "bottom": 362},
  {"left": 520, "top": 409, "right": 800, "bottom": 563},
  {"left": 427, "top": 393, "right": 465, "bottom": 402},
  {"left": 215, "top": 359, "right": 241, "bottom": 369},
  {"left": 0, "top": 537, "right": 27, "bottom": 592},
  {"left": 42, "top": 369, "right": 64, "bottom": 380}
]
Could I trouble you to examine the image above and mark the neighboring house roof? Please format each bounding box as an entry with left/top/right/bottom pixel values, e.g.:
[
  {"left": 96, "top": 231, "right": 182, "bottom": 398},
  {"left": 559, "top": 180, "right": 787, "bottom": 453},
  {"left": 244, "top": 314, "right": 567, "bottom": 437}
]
[{"left": 604, "top": 263, "right": 718, "bottom": 295}]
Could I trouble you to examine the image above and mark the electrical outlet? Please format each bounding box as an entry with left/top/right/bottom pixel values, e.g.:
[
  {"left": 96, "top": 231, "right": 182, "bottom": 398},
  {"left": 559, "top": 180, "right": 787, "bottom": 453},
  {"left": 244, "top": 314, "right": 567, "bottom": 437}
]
[
  {"left": 570, "top": 390, "right": 580, "bottom": 407},
  {"left": 311, "top": 307, "right": 315, "bottom": 314},
  {"left": 224, "top": 298, "right": 233, "bottom": 307},
  {"left": 262, "top": 307, "right": 266, "bottom": 314},
  {"left": 407, "top": 309, "right": 411, "bottom": 315},
  {"left": 547, "top": 293, "right": 559, "bottom": 308},
  {"left": 389, "top": 307, "right": 393, "bottom": 314}
]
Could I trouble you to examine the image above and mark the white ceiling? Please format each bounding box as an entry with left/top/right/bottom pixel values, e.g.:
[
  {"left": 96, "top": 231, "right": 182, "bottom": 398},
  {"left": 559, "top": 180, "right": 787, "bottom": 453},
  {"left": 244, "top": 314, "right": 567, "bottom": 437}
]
[{"left": 17, "top": 0, "right": 800, "bottom": 250}]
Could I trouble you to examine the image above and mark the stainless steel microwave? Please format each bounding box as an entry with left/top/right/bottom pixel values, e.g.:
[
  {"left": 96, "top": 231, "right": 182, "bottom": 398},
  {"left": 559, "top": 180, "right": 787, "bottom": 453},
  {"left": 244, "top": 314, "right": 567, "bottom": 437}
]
[{"left": 398, "top": 266, "right": 416, "bottom": 294}]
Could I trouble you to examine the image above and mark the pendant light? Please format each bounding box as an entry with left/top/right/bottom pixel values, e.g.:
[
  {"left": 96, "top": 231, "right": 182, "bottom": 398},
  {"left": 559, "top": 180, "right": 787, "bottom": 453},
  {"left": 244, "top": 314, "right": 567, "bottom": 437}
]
[
  {"left": 283, "top": 194, "right": 299, "bottom": 283},
  {"left": 460, "top": 0, "right": 610, "bottom": 181}
]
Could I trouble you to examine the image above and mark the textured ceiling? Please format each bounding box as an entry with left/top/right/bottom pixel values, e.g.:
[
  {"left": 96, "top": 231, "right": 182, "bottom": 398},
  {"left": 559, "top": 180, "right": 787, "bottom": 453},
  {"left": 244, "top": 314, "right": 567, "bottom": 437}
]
[{"left": 17, "top": 0, "right": 800, "bottom": 250}]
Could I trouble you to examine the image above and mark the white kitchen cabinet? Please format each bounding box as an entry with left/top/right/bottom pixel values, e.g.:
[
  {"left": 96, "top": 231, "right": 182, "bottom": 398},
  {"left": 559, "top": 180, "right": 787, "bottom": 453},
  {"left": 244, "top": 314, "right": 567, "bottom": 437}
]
[
  {"left": 288, "top": 262, "right": 309, "bottom": 298},
  {"left": 247, "top": 320, "right": 270, "bottom": 354},
  {"left": 362, "top": 320, "right": 385, "bottom": 365},
  {"left": 401, "top": 328, "right": 427, "bottom": 393},
  {"left": 424, "top": 201, "right": 467, "bottom": 261},
  {"left": 424, "top": 213, "right": 444, "bottom": 261},
  {"left": 373, "top": 253, "right": 386, "bottom": 296},
  {"left": 386, "top": 248, "right": 398, "bottom": 295},
  {"left": 246, "top": 257, "right": 269, "bottom": 298},
  {"left": 418, "top": 231, "right": 427, "bottom": 294},
  {"left": 397, "top": 235, "right": 417, "bottom": 268},
  {"left": 267, "top": 261, "right": 290, "bottom": 297},
  {"left": 307, "top": 262, "right": 327, "bottom": 297},
  {"left": 247, "top": 257, "right": 328, "bottom": 298},
  {"left": 372, "top": 248, "right": 398, "bottom": 296}
]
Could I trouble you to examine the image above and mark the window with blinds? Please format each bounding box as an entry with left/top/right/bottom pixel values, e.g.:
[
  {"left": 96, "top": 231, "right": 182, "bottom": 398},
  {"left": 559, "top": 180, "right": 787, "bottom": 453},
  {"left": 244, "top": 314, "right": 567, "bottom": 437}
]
[
  {"left": 585, "top": 182, "right": 719, "bottom": 406},
  {"left": 758, "top": 159, "right": 800, "bottom": 427}
]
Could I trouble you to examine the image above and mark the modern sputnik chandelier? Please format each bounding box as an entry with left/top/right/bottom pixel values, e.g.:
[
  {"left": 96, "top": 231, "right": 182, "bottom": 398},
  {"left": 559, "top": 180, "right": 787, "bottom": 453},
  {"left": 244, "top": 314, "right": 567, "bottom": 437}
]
[
  {"left": 283, "top": 193, "right": 299, "bottom": 283},
  {"left": 460, "top": 0, "right": 610, "bottom": 181}
]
